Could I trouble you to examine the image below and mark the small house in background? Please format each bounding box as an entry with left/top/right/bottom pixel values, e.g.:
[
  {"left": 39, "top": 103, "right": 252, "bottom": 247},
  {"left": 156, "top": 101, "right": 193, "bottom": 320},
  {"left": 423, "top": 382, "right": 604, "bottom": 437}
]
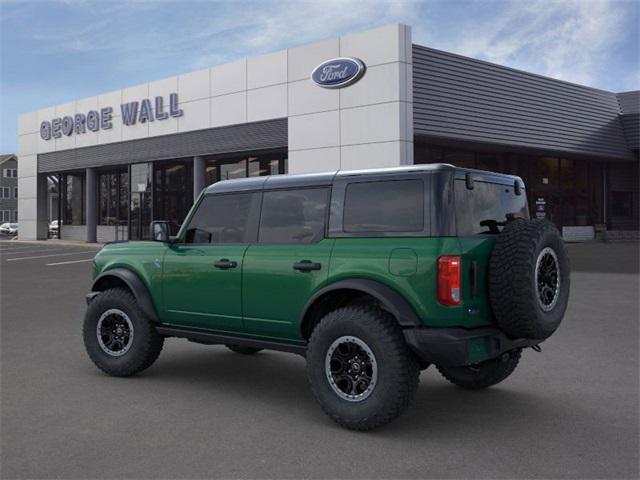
[{"left": 0, "top": 154, "right": 18, "bottom": 224}]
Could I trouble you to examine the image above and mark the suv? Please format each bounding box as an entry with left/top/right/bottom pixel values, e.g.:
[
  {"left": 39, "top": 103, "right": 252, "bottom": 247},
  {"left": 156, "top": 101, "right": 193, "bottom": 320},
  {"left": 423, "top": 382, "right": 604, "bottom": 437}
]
[{"left": 84, "top": 164, "right": 569, "bottom": 430}]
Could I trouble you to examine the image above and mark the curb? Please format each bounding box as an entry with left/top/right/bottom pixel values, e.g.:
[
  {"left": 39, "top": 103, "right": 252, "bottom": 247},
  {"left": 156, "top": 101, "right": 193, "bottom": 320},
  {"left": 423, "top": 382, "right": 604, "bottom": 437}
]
[{"left": 2, "top": 239, "right": 104, "bottom": 248}]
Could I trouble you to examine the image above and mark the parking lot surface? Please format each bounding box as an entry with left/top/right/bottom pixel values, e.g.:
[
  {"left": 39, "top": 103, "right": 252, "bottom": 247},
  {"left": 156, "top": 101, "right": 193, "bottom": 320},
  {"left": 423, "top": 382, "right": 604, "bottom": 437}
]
[{"left": 1, "top": 240, "right": 638, "bottom": 479}]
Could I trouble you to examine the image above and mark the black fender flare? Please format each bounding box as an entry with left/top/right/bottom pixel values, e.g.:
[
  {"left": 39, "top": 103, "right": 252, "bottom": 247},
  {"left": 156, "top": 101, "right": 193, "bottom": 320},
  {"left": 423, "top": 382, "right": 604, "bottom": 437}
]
[
  {"left": 299, "top": 278, "right": 423, "bottom": 335},
  {"left": 91, "top": 268, "right": 159, "bottom": 322}
]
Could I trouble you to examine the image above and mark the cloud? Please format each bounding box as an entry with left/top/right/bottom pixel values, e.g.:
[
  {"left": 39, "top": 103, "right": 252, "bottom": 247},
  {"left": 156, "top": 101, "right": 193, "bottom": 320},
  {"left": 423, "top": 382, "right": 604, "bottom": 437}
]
[{"left": 414, "top": 0, "right": 637, "bottom": 89}]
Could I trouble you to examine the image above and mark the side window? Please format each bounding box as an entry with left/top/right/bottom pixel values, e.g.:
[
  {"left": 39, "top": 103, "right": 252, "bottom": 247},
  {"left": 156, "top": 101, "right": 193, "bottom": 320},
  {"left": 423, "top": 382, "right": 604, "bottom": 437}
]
[
  {"left": 343, "top": 179, "right": 424, "bottom": 233},
  {"left": 184, "top": 193, "right": 259, "bottom": 244},
  {"left": 259, "top": 188, "right": 329, "bottom": 244}
]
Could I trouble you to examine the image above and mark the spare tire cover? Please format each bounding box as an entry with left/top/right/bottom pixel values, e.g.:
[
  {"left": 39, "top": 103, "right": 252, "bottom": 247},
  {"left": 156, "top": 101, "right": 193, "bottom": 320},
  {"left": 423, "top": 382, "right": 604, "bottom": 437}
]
[{"left": 488, "top": 219, "right": 570, "bottom": 340}]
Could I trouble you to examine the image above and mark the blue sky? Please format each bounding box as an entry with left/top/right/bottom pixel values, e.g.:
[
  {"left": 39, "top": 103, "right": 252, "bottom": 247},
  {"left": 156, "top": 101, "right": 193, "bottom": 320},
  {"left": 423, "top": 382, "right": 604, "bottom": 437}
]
[{"left": 1, "top": 0, "right": 638, "bottom": 153}]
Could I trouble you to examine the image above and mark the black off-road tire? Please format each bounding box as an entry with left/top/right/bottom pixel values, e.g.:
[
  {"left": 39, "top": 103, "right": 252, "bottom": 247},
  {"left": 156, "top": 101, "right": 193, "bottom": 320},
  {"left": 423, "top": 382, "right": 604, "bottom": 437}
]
[
  {"left": 489, "top": 219, "right": 570, "bottom": 340},
  {"left": 225, "top": 344, "right": 263, "bottom": 355},
  {"left": 306, "top": 305, "right": 420, "bottom": 431},
  {"left": 436, "top": 349, "right": 522, "bottom": 390},
  {"left": 83, "top": 288, "right": 164, "bottom": 377}
]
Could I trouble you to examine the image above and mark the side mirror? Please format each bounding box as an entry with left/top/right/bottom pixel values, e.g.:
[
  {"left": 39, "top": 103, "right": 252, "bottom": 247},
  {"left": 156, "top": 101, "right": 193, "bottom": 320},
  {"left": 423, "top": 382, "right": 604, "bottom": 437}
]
[{"left": 151, "top": 220, "right": 180, "bottom": 243}]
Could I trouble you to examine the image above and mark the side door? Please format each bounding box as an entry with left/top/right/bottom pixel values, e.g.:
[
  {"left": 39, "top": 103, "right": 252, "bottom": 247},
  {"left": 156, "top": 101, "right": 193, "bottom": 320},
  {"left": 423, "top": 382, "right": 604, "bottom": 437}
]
[
  {"left": 242, "top": 187, "right": 334, "bottom": 341},
  {"left": 161, "top": 192, "right": 261, "bottom": 332}
]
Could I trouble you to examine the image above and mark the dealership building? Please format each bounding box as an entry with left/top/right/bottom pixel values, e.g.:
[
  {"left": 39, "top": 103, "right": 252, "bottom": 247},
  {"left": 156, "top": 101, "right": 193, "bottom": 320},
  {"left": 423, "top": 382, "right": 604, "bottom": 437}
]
[{"left": 17, "top": 24, "right": 639, "bottom": 242}]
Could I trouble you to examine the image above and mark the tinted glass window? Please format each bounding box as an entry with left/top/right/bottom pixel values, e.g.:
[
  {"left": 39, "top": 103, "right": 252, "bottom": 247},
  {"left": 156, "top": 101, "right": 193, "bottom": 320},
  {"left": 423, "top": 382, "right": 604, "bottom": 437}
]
[
  {"left": 259, "top": 188, "right": 329, "bottom": 244},
  {"left": 343, "top": 180, "right": 424, "bottom": 233},
  {"left": 184, "top": 193, "right": 259, "bottom": 244},
  {"left": 455, "top": 180, "right": 529, "bottom": 235}
]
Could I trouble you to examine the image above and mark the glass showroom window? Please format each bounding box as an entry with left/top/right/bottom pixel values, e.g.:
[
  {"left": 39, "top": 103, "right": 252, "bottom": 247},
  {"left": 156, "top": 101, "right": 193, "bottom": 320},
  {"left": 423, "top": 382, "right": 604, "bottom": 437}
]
[
  {"left": 61, "top": 173, "right": 85, "bottom": 225},
  {"left": 98, "top": 170, "right": 128, "bottom": 225},
  {"left": 205, "top": 150, "right": 287, "bottom": 185}
]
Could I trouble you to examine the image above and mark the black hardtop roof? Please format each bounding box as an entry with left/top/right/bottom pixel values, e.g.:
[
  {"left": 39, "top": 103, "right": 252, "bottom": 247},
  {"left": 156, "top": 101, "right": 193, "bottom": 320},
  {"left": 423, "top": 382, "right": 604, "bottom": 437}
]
[{"left": 204, "top": 163, "right": 523, "bottom": 194}]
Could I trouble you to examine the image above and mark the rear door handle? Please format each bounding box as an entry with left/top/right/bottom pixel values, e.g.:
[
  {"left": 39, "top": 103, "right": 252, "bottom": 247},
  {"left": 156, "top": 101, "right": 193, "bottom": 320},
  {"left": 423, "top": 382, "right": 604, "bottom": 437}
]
[
  {"left": 293, "top": 261, "right": 321, "bottom": 271},
  {"left": 214, "top": 259, "right": 237, "bottom": 269}
]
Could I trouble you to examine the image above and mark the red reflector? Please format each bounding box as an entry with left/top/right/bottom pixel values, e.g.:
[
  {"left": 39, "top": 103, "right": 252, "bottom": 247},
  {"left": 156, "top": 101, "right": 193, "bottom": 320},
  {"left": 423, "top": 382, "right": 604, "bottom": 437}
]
[{"left": 438, "top": 256, "right": 462, "bottom": 306}]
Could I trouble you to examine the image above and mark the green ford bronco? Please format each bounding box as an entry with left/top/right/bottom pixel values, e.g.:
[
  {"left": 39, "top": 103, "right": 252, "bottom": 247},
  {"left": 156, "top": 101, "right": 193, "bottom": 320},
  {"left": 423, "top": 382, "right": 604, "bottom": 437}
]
[{"left": 84, "top": 164, "right": 570, "bottom": 430}]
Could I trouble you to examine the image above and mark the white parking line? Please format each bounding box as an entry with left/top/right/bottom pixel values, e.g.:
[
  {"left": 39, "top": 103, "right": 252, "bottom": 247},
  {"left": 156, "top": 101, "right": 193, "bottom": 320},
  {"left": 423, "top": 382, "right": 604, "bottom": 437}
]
[
  {"left": 46, "top": 258, "right": 95, "bottom": 266},
  {"left": 6, "top": 251, "right": 97, "bottom": 262}
]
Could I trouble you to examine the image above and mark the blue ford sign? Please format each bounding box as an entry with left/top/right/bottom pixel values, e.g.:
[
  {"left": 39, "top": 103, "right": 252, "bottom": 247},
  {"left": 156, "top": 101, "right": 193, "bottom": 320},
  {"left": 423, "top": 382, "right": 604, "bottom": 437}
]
[{"left": 311, "top": 57, "right": 366, "bottom": 89}]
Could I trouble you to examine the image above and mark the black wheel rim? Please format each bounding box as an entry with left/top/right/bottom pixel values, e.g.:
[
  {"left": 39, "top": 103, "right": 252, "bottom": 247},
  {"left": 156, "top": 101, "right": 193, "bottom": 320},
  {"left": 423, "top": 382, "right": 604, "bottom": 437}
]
[
  {"left": 325, "top": 336, "right": 378, "bottom": 402},
  {"left": 96, "top": 309, "right": 134, "bottom": 357},
  {"left": 535, "top": 247, "right": 560, "bottom": 311}
]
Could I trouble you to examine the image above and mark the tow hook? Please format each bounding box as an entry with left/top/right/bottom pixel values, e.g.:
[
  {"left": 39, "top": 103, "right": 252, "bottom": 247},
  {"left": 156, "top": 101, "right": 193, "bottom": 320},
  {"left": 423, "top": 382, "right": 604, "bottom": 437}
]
[{"left": 530, "top": 344, "right": 542, "bottom": 353}]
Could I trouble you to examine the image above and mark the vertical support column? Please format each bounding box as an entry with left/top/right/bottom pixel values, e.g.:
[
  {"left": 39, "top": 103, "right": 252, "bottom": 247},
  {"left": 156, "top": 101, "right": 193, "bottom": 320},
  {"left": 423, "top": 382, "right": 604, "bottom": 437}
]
[
  {"left": 85, "top": 167, "right": 97, "bottom": 243},
  {"left": 193, "top": 156, "right": 206, "bottom": 202},
  {"left": 36, "top": 173, "right": 49, "bottom": 239}
]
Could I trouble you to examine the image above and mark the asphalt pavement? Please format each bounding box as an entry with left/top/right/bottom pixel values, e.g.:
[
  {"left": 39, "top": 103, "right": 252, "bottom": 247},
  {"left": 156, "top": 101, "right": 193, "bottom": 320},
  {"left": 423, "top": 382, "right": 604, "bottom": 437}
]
[{"left": 1, "top": 240, "right": 638, "bottom": 479}]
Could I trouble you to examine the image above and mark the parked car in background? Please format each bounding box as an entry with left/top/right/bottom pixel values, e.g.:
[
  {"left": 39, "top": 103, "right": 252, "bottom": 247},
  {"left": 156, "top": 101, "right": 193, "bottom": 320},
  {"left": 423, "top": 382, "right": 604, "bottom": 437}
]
[
  {"left": 0, "top": 223, "right": 18, "bottom": 235},
  {"left": 49, "top": 220, "right": 60, "bottom": 238}
]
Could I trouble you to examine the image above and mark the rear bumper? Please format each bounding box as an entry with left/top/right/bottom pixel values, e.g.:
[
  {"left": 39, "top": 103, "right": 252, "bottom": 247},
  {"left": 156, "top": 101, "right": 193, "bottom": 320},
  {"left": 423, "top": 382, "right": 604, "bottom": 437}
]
[{"left": 403, "top": 326, "right": 541, "bottom": 367}]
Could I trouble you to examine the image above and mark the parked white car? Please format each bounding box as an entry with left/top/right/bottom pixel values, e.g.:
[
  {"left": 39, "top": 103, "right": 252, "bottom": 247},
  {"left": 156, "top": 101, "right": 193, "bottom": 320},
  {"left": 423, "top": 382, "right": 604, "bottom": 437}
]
[
  {"left": 0, "top": 223, "right": 18, "bottom": 235},
  {"left": 49, "top": 220, "right": 60, "bottom": 238}
]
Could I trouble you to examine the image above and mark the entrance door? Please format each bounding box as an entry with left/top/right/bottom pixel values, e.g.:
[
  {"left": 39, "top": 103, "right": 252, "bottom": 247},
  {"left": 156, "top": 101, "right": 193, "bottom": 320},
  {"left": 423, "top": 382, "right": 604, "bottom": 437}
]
[
  {"left": 242, "top": 187, "right": 332, "bottom": 341},
  {"left": 161, "top": 191, "right": 261, "bottom": 331}
]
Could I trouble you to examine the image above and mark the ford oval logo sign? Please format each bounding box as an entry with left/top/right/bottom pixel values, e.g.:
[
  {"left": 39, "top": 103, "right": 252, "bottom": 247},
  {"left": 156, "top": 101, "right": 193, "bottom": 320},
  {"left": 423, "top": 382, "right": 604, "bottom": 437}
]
[{"left": 311, "top": 57, "right": 366, "bottom": 89}]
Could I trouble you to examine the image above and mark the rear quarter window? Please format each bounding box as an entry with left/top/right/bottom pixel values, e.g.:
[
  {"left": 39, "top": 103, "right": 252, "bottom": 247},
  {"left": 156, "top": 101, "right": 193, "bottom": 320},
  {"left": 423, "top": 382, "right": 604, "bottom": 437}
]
[
  {"left": 343, "top": 179, "right": 424, "bottom": 233},
  {"left": 455, "top": 180, "right": 528, "bottom": 235}
]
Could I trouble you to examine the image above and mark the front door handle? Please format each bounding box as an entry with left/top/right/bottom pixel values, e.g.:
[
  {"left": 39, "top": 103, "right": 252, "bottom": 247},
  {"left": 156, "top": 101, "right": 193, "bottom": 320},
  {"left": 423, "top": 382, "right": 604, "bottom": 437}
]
[
  {"left": 293, "top": 261, "right": 321, "bottom": 271},
  {"left": 214, "top": 259, "right": 237, "bottom": 269}
]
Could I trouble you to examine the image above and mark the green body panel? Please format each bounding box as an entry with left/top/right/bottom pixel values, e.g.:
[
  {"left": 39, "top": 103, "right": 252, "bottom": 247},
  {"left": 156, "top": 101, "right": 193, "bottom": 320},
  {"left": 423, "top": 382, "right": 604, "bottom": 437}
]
[
  {"left": 92, "top": 241, "right": 168, "bottom": 310},
  {"left": 161, "top": 243, "right": 248, "bottom": 331},
  {"left": 92, "top": 235, "right": 497, "bottom": 341},
  {"left": 327, "top": 237, "right": 494, "bottom": 329},
  {"left": 241, "top": 239, "right": 334, "bottom": 341}
]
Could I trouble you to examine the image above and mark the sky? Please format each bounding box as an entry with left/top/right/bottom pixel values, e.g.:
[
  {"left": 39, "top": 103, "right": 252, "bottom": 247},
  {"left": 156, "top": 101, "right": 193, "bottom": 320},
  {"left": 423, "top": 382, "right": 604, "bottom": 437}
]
[{"left": 1, "top": 0, "right": 638, "bottom": 153}]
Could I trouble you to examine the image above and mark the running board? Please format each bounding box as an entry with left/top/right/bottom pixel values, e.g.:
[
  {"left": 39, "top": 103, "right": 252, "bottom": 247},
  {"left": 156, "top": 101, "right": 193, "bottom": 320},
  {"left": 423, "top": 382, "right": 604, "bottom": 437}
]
[{"left": 155, "top": 326, "right": 307, "bottom": 356}]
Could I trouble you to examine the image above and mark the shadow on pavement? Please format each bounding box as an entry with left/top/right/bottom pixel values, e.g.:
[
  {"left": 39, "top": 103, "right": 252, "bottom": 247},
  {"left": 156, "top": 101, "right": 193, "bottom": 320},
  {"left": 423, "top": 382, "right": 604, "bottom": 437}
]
[{"left": 131, "top": 347, "right": 569, "bottom": 436}]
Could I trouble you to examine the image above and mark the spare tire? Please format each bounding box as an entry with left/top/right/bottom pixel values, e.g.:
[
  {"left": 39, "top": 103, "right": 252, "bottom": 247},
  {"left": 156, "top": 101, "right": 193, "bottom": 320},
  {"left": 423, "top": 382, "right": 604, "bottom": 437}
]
[{"left": 489, "top": 219, "right": 570, "bottom": 340}]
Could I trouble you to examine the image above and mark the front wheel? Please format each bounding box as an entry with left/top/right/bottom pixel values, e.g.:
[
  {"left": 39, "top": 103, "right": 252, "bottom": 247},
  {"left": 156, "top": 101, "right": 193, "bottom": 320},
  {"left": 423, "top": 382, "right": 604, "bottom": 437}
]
[
  {"left": 436, "top": 349, "right": 522, "bottom": 390},
  {"left": 83, "top": 288, "right": 164, "bottom": 377},
  {"left": 306, "top": 305, "right": 419, "bottom": 431}
]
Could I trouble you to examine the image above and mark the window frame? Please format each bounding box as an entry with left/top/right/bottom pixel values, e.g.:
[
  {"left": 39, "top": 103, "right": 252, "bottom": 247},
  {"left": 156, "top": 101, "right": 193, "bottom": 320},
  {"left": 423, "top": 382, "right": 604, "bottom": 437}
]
[
  {"left": 177, "top": 191, "right": 262, "bottom": 246},
  {"left": 257, "top": 186, "right": 331, "bottom": 245},
  {"left": 328, "top": 174, "right": 432, "bottom": 238}
]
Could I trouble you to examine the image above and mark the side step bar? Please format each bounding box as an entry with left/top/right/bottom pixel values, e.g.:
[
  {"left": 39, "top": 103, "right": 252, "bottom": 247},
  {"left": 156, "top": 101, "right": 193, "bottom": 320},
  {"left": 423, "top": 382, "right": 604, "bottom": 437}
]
[{"left": 155, "top": 326, "right": 307, "bottom": 356}]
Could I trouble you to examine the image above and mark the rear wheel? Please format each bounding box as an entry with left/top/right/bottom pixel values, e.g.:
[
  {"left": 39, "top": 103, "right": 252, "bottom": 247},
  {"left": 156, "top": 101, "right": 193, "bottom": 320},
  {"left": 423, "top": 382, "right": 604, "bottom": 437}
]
[
  {"left": 83, "top": 288, "right": 164, "bottom": 377},
  {"left": 436, "top": 349, "right": 522, "bottom": 390},
  {"left": 306, "top": 305, "right": 419, "bottom": 431},
  {"left": 225, "top": 344, "right": 263, "bottom": 355}
]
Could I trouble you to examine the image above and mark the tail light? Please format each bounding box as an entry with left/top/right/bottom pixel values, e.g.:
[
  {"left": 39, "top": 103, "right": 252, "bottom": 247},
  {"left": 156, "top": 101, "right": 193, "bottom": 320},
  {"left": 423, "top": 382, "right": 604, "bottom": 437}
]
[{"left": 438, "top": 256, "right": 461, "bottom": 306}]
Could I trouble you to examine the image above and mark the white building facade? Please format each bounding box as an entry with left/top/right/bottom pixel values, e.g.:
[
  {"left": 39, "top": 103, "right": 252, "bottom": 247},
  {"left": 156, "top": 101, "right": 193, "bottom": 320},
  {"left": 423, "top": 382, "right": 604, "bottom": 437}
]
[{"left": 17, "top": 24, "right": 413, "bottom": 242}]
